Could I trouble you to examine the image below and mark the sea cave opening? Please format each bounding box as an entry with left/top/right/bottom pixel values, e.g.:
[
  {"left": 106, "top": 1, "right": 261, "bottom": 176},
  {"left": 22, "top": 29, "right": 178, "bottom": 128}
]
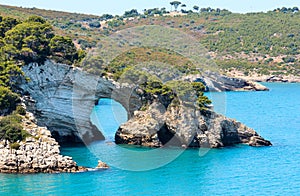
[{"left": 90, "top": 98, "right": 128, "bottom": 141}]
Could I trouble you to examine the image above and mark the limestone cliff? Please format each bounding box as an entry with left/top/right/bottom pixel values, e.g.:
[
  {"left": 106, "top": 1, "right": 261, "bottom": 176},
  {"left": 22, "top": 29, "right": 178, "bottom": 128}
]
[
  {"left": 115, "top": 100, "right": 271, "bottom": 148},
  {"left": 18, "top": 60, "right": 270, "bottom": 147},
  {"left": 18, "top": 60, "right": 142, "bottom": 143}
]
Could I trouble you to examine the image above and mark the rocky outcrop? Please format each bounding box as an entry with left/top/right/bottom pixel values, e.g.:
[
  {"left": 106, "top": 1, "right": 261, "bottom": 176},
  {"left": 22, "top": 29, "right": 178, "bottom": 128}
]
[
  {"left": 183, "top": 71, "right": 269, "bottom": 92},
  {"left": 18, "top": 60, "right": 142, "bottom": 143},
  {"left": 266, "top": 75, "right": 289, "bottom": 82},
  {"left": 18, "top": 60, "right": 270, "bottom": 146},
  {"left": 96, "top": 160, "right": 109, "bottom": 169},
  {"left": 0, "top": 112, "right": 88, "bottom": 174},
  {"left": 115, "top": 101, "right": 272, "bottom": 148},
  {"left": 227, "top": 72, "right": 300, "bottom": 83}
]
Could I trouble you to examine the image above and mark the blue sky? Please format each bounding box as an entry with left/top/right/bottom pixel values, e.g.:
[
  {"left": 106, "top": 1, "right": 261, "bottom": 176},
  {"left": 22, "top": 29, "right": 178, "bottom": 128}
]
[{"left": 1, "top": 0, "right": 300, "bottom": 15}]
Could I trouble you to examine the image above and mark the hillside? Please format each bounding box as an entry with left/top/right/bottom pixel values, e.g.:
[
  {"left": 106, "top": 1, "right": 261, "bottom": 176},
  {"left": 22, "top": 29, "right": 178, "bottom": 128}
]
[{"left": 0, "top": 4, "right": 299, "bottom": 78}]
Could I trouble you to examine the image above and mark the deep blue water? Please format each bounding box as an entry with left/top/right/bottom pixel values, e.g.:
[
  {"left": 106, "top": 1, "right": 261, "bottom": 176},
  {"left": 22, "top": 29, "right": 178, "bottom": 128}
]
[{"left": 1, "top": 83, "right": 300, "bottom": 195}]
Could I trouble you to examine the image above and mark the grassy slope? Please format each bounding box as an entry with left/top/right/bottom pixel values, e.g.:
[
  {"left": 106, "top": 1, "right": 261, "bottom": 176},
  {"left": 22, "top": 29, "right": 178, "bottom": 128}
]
[{"left": 0, "top": 4, "right": 299, "bottom": 77}]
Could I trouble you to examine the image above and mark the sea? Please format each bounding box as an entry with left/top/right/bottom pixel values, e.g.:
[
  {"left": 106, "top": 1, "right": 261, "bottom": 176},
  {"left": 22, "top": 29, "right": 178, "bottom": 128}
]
[{"left": 0, "top": 83, "right": 299, "bottom": 195}]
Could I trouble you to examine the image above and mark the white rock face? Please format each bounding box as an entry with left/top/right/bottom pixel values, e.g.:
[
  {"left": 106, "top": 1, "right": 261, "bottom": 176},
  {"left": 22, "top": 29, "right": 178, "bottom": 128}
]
[
  {"left": 18, "top": 60, "right": 270, "bottom": 148},
  {"left": 20, "top": 60, "right": 142, "bottom": 143},
  {"left": 0, "top": 113, "right": 87, "bottom": 173}
]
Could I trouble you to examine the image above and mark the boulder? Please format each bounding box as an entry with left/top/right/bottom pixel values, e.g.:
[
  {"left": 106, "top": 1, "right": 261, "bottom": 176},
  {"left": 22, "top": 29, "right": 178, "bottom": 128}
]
[{"left": 96, "top": 160, "right": 110, "bottom": 169}]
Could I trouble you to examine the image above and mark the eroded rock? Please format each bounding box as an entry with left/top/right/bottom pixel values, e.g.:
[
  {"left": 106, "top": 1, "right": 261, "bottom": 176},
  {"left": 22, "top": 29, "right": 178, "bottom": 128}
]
[
  {"left": 0, "top": 113, "right": 89, "bottom": 174},
  {"left": 115, "top": 100, "right": 272, "bottom": 148},
  {"left": 19, "top": 60, "right": 142, "bottom": 143}
]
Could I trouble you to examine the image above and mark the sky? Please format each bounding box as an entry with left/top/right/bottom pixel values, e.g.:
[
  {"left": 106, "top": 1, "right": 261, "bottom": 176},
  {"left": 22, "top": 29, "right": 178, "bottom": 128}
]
[{"left": 0, "top": 0, "right": 300, "bottom": 16}]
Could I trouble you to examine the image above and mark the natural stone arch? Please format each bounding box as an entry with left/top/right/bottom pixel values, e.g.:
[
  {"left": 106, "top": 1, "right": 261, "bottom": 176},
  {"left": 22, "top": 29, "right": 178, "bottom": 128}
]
[
  {"left": 19, "top": 60, "right": 271, "bottom": 148},
  {"left": 20, "top": 60, "right": 142, "bottom": 144}
]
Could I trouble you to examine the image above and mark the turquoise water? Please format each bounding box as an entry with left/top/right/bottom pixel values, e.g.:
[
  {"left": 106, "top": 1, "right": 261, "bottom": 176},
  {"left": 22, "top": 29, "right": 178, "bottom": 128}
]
[{"left": 1, "top": 83, "right": 300, "bottom": 195}]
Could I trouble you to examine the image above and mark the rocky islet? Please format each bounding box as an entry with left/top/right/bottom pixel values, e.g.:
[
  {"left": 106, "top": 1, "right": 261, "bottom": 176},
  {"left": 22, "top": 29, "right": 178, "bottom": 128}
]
[
  {"left": 115, "top": 100, "right": 272, "bottom": 148},
  {"left": 0, "top": 61, "right": 272, "bottom": 173},
  {"left": 18, "top": 60, "right": 269, "bottom": 144}
]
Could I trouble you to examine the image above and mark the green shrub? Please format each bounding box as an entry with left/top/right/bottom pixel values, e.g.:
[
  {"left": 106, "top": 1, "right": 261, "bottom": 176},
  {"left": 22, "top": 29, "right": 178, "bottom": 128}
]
[
  {"left": 10, "top": 142, "right": 20, "bottom": 150},
  {"left": 0, "top": 114, "right": 29, "bottom": 143},
  {"left": 16, "top": 105, "right": 26, "bottom": 115},
  {"left": 0, "top": 86, "right": 20, "bottom": 115},
  {"left": 88, "top": 21, "right": 101, "bottom": 28}
]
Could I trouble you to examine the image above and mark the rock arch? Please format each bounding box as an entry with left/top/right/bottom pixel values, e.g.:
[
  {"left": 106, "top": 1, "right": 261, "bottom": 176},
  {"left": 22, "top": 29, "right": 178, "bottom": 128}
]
[
  {"left": 20, "top": 60, "right": 142, "bottom": 144},
  {"left": 19, "top": 60, "right": 272, "bottom": 147}
]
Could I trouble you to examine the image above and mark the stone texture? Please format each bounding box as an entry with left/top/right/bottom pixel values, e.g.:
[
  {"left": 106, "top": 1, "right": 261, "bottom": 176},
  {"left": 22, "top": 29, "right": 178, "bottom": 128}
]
[
  {"left": 115, "top": 100, "right": 272, "bottom": 148},
  {"left": 18, "top": 60, "right": 270, "bottom": 148},
  {"left": 0, "top": 112, "right": 88, "bottom": 174},
  {"left": 19, "top": 60, "right": 142, "bottom": 143}
]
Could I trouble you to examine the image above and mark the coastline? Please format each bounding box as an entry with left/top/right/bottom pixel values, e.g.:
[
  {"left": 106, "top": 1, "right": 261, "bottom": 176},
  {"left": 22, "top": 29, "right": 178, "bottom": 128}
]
[
  {"left": 226, "top": 72, "right": 300, "bottom": 83},
  {"left": 0, "top": 112, "right": 87, "bottom": 174},
  {"left": 0, "top": 112, "right": 109, "bottom": 174}
]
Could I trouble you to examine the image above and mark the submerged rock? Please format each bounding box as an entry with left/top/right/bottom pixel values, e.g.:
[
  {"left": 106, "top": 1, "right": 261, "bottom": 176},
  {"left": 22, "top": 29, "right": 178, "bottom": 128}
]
[
  {"left": 96, "top": 160, "right": 110, "bottom": 169},
  {"left": 115, "top": 101, "right": 272, "bottom": 148}
]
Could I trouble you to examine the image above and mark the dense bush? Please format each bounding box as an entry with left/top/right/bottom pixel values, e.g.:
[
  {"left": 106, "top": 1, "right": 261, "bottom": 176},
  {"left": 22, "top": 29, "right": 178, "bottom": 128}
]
[
  {"left": 77, "top": 39, "right": 97, "bottom": 49},
  {"left": 49, "top": 35, "right": 78, "bottom": 65},
  {"left": 120, "top": 68, "right": 211, "bottom": 110},
  {"left": 0, "top": 86, "right": 20, "bottom": 115},
  {"left": 80, "top": 55, "right": 106, "bottom": 75},
  {"left": 0, "top": 15, "right": 85, "bottom": 121},
  {"left": 0, "top": 114, "right": 29, "bottom": 143},
  {"left": 123, "top": 9, "right": 140, "bottom": 18},
  {"left": 15, "top": 105, "right": 26, "bottom": 115},
  {"left": 0, "top": 15, "right": 83, "bottom": 66},
  {"left": 88, "top": 21, "right": 101, "bottom": 28}
]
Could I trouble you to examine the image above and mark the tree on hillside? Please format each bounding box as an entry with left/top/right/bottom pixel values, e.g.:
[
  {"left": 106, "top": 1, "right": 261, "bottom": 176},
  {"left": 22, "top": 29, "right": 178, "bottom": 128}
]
[
  {"left": 25, "top": 15, "right": 47, "bottom": 24},
  {"left": 0, "top": 17, "right": 19, "bottom": 37},
  {"left": 181, "top": 4, "right": 186, "bottom": 8},
  {"left": 200, "top": 8, "right": 207, "bottom": 13},
  {"left": 193, "top": 6, "right": 199, "bottom": 12},
  {"left": 3, "top": 18, "right": 54, "bottom": 64},
  {"left": 123, "top": 9, "right": 140, "bottom": 18},
  {"left": 0, "top": 86, "right": 20, "bottom": 115},
  {"left": 49, "top": 35, "right": 78, "bottom": 65},
  {"left": 100, "top": 14, "right": 114, "bottom": 21},
  {"left": 292, "top": 7, "right": 299, "bottom": 12},
  {"left": 170, "top": 1, "right": 182, "bottom": 11},
  {"left": 89, "top": 21, "right": 101, "bottom": 28}
]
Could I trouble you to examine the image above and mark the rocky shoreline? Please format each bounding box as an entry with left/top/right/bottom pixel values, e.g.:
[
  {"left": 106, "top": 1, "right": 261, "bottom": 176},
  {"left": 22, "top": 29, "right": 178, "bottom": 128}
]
[
  {"left": 227, "top": 71, "right": 300, "bottom": 83},
  {"left": 0, "top": 112, "right": 108, "bottom": 174},
  {"left": 183, "top": 71, "right": 269, "bottom": 92},
  {"left": 18, "top": 61, "right": 270, "bottom": 144},
  {"left": 115, "top": 100, "right": 272, "bottom": 148},
  {"left": 2, "top": 60, "right": 272, "bottom": 175}
]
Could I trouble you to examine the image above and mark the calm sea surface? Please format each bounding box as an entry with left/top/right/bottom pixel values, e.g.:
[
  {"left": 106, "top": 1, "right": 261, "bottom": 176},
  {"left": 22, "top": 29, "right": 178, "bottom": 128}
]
[{"left": 1, "top": 83, "right": 299, "bottom": 195}]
